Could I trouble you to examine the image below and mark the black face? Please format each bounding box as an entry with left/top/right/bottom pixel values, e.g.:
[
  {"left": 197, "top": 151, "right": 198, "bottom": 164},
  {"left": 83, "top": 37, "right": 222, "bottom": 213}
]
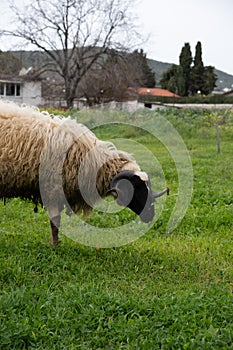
[{"left": 114, "top": 174, "right": 155, "bottom": 223}]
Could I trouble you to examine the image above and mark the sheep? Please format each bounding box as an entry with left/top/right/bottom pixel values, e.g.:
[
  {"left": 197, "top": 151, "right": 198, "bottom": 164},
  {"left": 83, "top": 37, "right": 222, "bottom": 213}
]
[{"left": 0, "top": 101, "right": 168, "bottom": 245}]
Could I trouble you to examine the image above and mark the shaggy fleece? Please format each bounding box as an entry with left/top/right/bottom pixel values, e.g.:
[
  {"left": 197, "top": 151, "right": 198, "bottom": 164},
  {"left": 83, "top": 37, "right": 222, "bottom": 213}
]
[{"left": 0, "top": 101, "right": 140, "bottom": 216}]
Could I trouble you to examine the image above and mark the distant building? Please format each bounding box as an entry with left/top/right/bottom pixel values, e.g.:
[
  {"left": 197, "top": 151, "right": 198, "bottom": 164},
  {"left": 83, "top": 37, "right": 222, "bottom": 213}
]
[
  {"left": 224, "top": 89, "right": 233, "bottom": 97},
  {"left": 128, "top": 87, "right": 180, "bottom": 99},
  {"left": 0, "top": 69, "right": 42, "bottom": 106},
  {"left": 125, "top": 87, "right": 180, "bottom": 110}
]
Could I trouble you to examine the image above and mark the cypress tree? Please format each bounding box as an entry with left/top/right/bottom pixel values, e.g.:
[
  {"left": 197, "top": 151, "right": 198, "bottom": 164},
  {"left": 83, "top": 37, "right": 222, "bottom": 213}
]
[
  {"left": 179, "top": 43, "right": 192, "bottom": 96},
  {"left": 161, "top": 41, "right": 217, "bottom": 96},
  {"left": 190, "top": 41, "right": 205, "bottom": 94}
]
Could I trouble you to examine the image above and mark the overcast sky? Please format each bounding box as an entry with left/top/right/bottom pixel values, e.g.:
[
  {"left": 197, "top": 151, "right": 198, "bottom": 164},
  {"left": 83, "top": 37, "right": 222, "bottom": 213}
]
[
  {"left": 0, "top": 0, "right": 232, "bottom": 75},
  {"left": 136, "top": 0, "right": 233, "bottom": 75}
]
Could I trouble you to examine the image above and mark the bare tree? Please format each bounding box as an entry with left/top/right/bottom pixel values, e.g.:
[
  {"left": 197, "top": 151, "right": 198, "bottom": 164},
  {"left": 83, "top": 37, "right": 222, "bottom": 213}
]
[
  {"left": 79, "top": 51, "right": 133, "bottom": 105},
  {"left": 79, "top": 50, "right": 154, "bottom": 105},
  {"left": 2, "top": 0, "right": 140, "bottom": 108}
]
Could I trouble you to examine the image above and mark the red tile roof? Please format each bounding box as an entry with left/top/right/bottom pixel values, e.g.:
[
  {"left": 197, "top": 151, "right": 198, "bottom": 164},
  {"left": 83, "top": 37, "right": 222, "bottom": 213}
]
[{"left": 131, "top": 87, "right": 180, "bottom": 98}]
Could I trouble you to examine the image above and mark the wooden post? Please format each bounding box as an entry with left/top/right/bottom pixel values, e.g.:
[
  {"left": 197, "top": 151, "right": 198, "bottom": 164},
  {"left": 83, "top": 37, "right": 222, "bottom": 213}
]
[{"left": 215, "top": 123, "right": 220, "bottom": 154}]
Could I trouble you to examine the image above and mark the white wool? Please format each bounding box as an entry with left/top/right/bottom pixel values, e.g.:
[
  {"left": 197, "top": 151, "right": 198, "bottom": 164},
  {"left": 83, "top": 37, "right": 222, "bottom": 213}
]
[{"left": 0, "top": 101, "right": 141, "bottom": 217}]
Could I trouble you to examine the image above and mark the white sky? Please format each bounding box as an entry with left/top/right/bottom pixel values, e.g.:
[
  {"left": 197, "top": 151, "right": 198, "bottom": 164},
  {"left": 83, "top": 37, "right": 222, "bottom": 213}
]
[
  {"left": 136, "top": 0, "right": 233, "bottom": 75},
  {"left": 0, "top": 0, "right": 233, "bottom": 75}
]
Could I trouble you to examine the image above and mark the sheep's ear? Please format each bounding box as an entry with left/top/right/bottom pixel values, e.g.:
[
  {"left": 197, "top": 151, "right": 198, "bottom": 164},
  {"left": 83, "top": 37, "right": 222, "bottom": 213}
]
[{"left": 106, "top": 189, "right": 118, "bottom": 199}]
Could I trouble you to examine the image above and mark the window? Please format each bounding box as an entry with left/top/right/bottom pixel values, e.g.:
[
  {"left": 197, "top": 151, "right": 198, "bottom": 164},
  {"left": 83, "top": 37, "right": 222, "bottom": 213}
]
[
  {"left": 0, "top": 83, "right": 4, "bottom": 95},
  {"left": 0, "top": 82, "right": 21, "bottom": 96},
  {"left": 144, "top": 103, "right": 152, "bottom": 109},
  {"left": 6, "top": 83, "right": 15, "bottom": 96},
  {"left": 16, "top": 84, "right": 20, "bottom": 96}
]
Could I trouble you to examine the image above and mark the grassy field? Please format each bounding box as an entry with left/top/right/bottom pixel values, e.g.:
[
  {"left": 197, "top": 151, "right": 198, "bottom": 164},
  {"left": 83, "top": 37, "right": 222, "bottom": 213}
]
[{"left": 0, "top": 108, "right": 233, "bottom": 349}]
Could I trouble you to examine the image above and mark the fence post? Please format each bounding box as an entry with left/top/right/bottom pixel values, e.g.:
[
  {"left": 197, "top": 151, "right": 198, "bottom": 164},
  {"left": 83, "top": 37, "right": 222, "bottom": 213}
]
[{"left": 215, "top": 123, "right": 220, "bottom": 154}]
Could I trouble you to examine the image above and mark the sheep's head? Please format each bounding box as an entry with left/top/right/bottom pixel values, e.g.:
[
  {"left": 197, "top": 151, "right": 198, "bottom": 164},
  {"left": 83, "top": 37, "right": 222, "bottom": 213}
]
[{"left": 108, "top": 170, "right": 169, "bottom": 223}]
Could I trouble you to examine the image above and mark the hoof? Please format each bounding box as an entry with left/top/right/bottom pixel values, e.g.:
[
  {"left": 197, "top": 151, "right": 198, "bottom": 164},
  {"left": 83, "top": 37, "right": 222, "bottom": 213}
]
[{"left": 50, "top": 238, "right": 59, "bottom": 246}]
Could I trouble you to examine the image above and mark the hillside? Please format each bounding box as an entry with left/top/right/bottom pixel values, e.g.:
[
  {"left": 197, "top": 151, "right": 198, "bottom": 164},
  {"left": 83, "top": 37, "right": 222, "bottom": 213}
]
[
  {"left": 4, "top": 50, "right": 233, "bottom": 92},
  {"left": 147, "top": 58, "right": 233, "bottom": 91}
]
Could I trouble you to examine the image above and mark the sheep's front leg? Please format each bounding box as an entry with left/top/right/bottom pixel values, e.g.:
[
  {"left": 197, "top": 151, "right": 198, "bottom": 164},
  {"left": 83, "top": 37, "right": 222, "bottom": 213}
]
[{"left": 50, "top": 215, "right": 61, "bottom": 246}]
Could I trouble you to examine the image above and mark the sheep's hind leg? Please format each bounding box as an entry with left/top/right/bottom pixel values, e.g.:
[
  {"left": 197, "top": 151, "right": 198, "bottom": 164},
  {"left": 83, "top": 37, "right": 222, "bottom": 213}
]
[{"left": 50, "top": 215, "right": 61, "bottom": 246}]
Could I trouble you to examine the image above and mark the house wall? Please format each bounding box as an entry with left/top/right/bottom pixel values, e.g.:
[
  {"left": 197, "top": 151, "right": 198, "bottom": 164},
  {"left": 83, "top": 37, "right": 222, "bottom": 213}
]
[
  {"left": 102, "top": 100, "right": 167, "bottom": 112},
  {"left": 22, "top": 81, "right": 42, "bottom": 106},
  {"left": 0, "top": 80, "right": 42, "bottom": 106}
]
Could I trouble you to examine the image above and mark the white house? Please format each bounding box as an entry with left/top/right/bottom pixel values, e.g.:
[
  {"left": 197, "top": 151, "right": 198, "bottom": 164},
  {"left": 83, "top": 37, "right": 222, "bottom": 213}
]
[{"left": 0, "top": 77, "right": 42, "bottom": 106}]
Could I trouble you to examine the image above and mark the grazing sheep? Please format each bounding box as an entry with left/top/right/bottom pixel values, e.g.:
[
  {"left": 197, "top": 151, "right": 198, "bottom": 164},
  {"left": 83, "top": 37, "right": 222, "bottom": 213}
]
[{"left": 0, "top": 101, "right": 168, "bottom": 245}]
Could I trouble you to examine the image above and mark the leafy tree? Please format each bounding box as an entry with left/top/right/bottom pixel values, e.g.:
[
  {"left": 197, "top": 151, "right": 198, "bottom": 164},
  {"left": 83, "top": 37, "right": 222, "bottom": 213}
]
[
  {"left": 179, "top": 43, "right": 192, "bottom": 96},
  {"left": 202, "top": 66, "right": 217, "bottom": 95},
  {"left": 160, "top": 64, "right": 184, "bottom": 95},
  {"left": 135, "top": 50, "right": 156, "bottom": 88},
  {"left": 176, "top": 67, "right": 186, "bottom": 96},
  {"left": 160, "top": 64, "right": 178, "bottom": 91},
  {"left": 2, "top": 0, "right": 141, "bottom": 108},
  {"left": 167, "top": 75, "right": 177, "bottom": 94}
]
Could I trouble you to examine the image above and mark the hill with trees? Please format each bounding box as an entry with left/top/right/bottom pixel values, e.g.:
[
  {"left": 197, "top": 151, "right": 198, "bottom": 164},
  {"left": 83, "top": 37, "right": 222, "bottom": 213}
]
[
  {"left": 3, "top": 48, "right": 155, "bottom": 106},
  {"left": 148, "top": 55, "right": 233, "bottom": 93},
  {"left": 1, "top": 47, "right": 233, "bottom": 106}
]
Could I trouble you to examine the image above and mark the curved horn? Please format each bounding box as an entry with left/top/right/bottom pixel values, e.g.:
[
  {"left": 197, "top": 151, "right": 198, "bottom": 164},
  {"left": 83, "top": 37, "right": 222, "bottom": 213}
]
[
  {"left": 152, "top": 187, "right": 169, "bottom": 199},
  {"left": 110, "top": 170, "right": 135, "bottom": 188},
  {"left": 107, "top": 171, "right": 135, "bottom": 198}
]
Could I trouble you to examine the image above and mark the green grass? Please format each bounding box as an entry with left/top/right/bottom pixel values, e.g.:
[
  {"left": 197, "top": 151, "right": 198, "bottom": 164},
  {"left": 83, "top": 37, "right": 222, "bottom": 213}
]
[{"left": 0, "top": 108, "right": 233, "bottom": 349}]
